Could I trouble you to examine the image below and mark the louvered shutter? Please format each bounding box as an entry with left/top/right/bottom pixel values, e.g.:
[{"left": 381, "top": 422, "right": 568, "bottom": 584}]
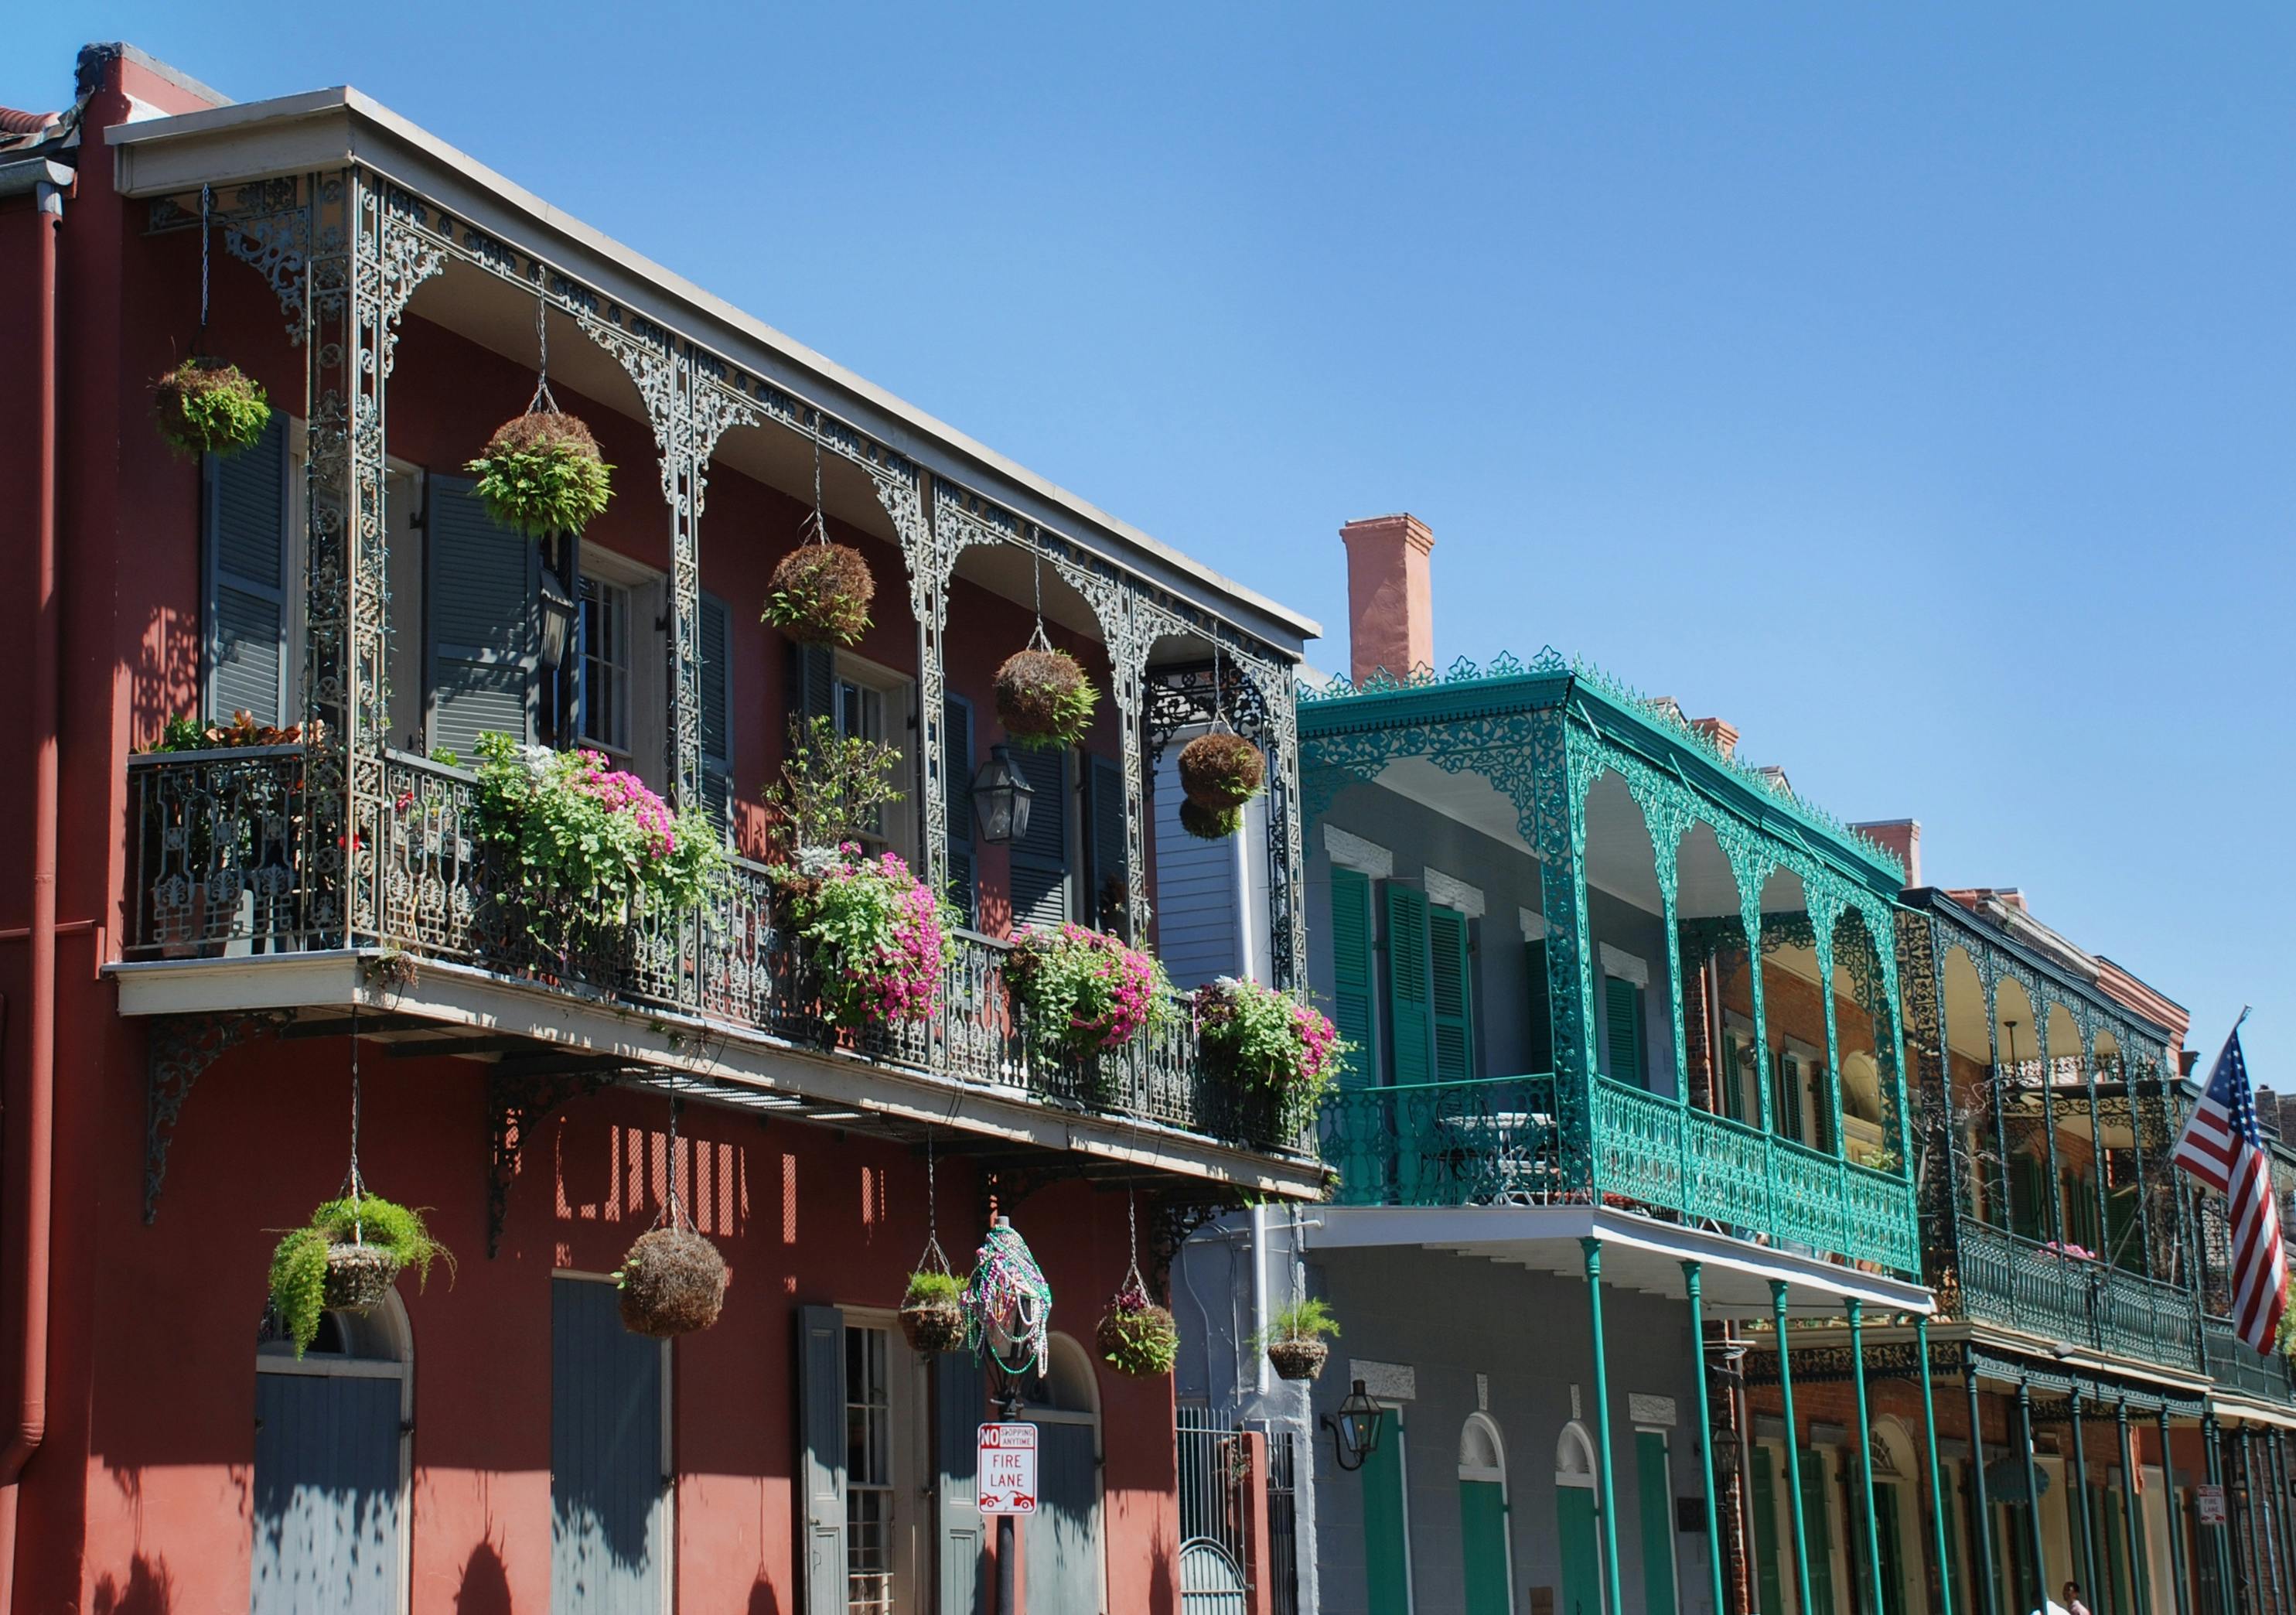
[
  {"left": 1008, "top": 746, "right": 1070, "bottom": 933},
  {"left": 1605, "top": 975, "right": 1643, "bottom": 1086},
  {"left": 933, "top": 1348, "right": 988, "bottom": 1615},
  {"left": 425, "top": 473, "right": 537, "bottom": 759},
  {"left": 1721, "top": 1029, "right": 1743, "bottom": 1122},
  {"left": 943, "top": 694, "right": 977, "bottom": 927},
  {"left": 1086, "top": 753, "right": 1128, "bottom": 935},
  {"left": 790, "top": 642, "right": 834, "bottom": 726},
  {"left": 797, "top": 1306, "right": 846, "bottom": 1615},
  {"left": 1797, "top": 1449, "right": 1836, "bottom": 1615},
  {"left": 1525, "top": 939, "right": 1554, "bottom": 1075},
  {"left": 698, "top": 592, "right": 734, "bottom": 824},
  {"left": 1428, "top": 904, "right": 1474, "bottom": 1081},
  {"left": 1383, "top": 884, "right": 1432, "bottom": 1086},
  {"left": 1330, "top": 867, "right": 1376, "bottom": 1088},
  {"left": 203, "top": 415, "right": 290, "bottom": 726}
]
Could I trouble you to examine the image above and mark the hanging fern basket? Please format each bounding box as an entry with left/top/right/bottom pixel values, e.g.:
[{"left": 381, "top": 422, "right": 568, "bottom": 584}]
[
  {"left": 994, "top": 647, "right": 1097, "bottom": 749},
  {"left": 766, "top": 541, "right": 875, "bottom": 647},
  {"left": 266, "top": 1193, "right": 452, "bottom": 1359},
  {"left": 616, "top": 1226, "right": 729, "bottom": 1337},
  {"left": 467, "top": 410, "right": 615, "bottom": 539},
  {"left": 1179, "top": 797, "right": 1244, "bottom": 842},
  {"left": 324, "top": 1242, "right": 404, "bottom": 1309},
  {"left": 899, "top": 1271, "right": 969, "bottom": 1354},
  {"left": 153, "top": 357, "right": 271, "bottom": 459},
  {"left": 1178, "top": 731, "right": 1264, "bottom": 811},
  {"left": 1267, "top": 1337, "right": 1330, "bottom": 1381}
]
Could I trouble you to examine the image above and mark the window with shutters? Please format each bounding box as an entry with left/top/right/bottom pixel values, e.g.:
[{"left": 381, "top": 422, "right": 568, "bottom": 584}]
[
  {"left": 1380, "top": 885, "right": 1476, "bottom": 1085},
  {"left": 1428, "top": 905, "right": 1475, "bottom": 1081},
  {"left": 1008, "top": 745, "right": 1072, "bottom": 934},
  {"left": 844, "top": 1325, "right": 902, "bottom": 1615},
  {"left": 1604, "top": 975, "right": 1646, "bottom": 1087},
  {"left": 1329, "top": 866, "right": 1377, "bottom": 1086},
  {"left": 578, "top": 578, "right": 632, "bottom": 755},
  {"left": 1525, "top": 938, "right": 1554, "bottom": 1076}
]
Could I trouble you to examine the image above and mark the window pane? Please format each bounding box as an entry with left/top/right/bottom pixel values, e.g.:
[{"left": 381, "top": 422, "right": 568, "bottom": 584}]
[{"left": 844, "top": 1325, "right": 897, "bottom": 1614}]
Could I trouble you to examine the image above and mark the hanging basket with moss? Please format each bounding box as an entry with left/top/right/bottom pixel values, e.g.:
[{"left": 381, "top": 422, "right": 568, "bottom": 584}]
[
  {"left": 1178, "top": 731, "right": 1264, "bottom": 811},
  {"left": 268, "top": 1193, "right": 452, "bottom": 1358},
  {"left": 466, "top": 411, "right": 614, "bottom": 539},
  {"left": 1095, "top": 1275, "right": 1180, "bottom": 1378},
  {"left": 899, "top": 1270, "right": 969, "bottom": 1353},
  {"left": 1255, "top": 1297, "right": 1339, "bottom": 1382},
  {"left": 766, "top": 541, "right": 875, "bottom": 647},
  {"left": 994, "top": 645, "right": 1097, "bottom": 750},
  {"left": 616, "top": 1226, "right": 729, "bottom": 1337},
  {"left": 154, "top": 357, "right": 271, "bottom": 459},
  {"left": 1179, "top": 797, "right": 1244, "bottom": 843}
]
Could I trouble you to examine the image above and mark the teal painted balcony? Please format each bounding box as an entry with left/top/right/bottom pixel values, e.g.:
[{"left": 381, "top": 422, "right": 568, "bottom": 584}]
[
  {"left": 2203, "top": 1314, "right": 2296, "bottom": 1407},
  {"left": 1951, "top": 1217, "right": 2202, "bottom": 1373}
]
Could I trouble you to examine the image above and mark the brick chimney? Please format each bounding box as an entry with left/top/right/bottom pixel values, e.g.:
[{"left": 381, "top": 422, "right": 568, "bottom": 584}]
[
  {"left": 1688, "top": 716, "right": 1738, "bottom": 760},
  {"left": 1854, "top": 818, "right": 1922, "bottom": 886},
  {"left": 1340, "top": 514, "right": 1435, "bottom": 686}
]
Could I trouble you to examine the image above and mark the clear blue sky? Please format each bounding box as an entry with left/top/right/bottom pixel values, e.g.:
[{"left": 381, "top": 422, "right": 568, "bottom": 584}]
[{"left": 15, "top": 5, "right": 2293, "bottom": 1070}]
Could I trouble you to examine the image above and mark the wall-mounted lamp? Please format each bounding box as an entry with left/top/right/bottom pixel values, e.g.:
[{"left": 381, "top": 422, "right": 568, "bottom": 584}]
[
  {"left": 970, "top": 745, "right": 1035, "bottom": 845},
  {"left": 1324, "top": 1379, "right": 1386, "bottom": 1473}
]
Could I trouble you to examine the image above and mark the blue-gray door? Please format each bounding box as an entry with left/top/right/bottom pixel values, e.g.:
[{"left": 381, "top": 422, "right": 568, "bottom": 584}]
[
  {"left": 1025, "top": 1421, "right": 1101, "bottom": 1613},
  {"left": 251, "top": 1368, "right": 402, "bottom": 1615},
  {"left": 552, "top": 1277, "right": 666, "bottom": 1614}
]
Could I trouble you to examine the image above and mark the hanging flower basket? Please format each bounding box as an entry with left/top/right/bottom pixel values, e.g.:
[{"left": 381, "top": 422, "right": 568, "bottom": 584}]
[
  {"left": 153, "top": 357, "right": 271, "bottom": 459},
  {"left": 466, "top": 410, "right": 614, "bottom": 538},
  {"left": 773, "top": 844, "right": 956, "bottom": 1029},
  {"left": 1095, "top": 1277, "right": 1180, "bottom": 1378},
  {"left": 766, "top": 541, "right": 875, "bottom": 647},
  {"left": 1004, "top": 923, "right": 1176, "bottom": 1061},
  {"left": 994, "top": 647, "right": 1097, "bottom": 750},
  {"left": 1196, "top": 977, "right": 1350, "bottom": 1137},
  {"left": 1179, "top": 797, "right": 1243, "bottom": 842},
  {"left": 1267, "top": 1338, "right": 1330, "bottom": 1381},
  {"left": 899, "top": 1270, "right": 969, "bottom": 1354},
  {"left": 616, "top": 1227, "right": 730, "bottom": 1337},
  {"left": 268, "top": 1194, "right": 452, "bottom": 1358},
  {"left": 1178, "top": 731, "right": 1264, "bottom": 811},
  {"left": 1256, "top": 1297, "right": 1339, "bottom": 1382},
  {"left": 964, "top": 1221, "right": 1053, "bottom": 1374}
]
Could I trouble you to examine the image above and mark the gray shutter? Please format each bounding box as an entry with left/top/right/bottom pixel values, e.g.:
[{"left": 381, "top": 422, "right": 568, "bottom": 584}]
[
  {"left": 934, "top": 1349, "right": 988, "bottom": 1615},
  {"left": 251, "top": 1371, "right": 401, "bottom": 1615},
  {"left": 797, "top": 1304, "right": 847, "bottom": 1615},
  {"left": 790, "top": 642, "right": 835, "bottom": 727},
  {"left": 1008, "top": 746, "right": 1070, "bottom": 933},
  {"left": 425, "top": 473, "right": 537, "bottom": 759},
  {"left": 945, "top": 694, "right": 977, "bottom": 927},
  {"left": 203, "top": 415, "right": 290, "bottom": 726},
  {"left": 1025, "top": 1422, "right": 1104, "bottom": 1613},
  {"left": 1086, "top": 753, "right": 1128, "bottom": 934},
  {"left": 550, "top": 1277, "right": 665, "bottom": 1615},
  {"left": 700, "top": 592, "right": 734, "bottom": 824}
]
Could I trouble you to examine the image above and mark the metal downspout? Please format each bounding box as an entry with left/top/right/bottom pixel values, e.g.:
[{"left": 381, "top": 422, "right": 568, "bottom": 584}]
[{"left": 0, "top": 170, "right": 64, "bottom": 1615}]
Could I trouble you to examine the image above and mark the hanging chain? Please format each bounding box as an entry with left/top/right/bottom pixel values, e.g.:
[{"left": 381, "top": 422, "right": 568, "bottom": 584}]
[
  {"left": 664, "top": 1098, "right": 685, "bottom": 1231},
  {"left": 1027, "top": 543, "right": 1052, "bottom": 653},
  {"left": 344, "top": 998, "right": 366, "bottom": 1242},
  {"left": 527, "top": 293, "right": 560, "bottom": 416},
  {"left": 1209, "top": 631, "right": 1232, "bottom": 734},
  {"left": 1124, "top": 1185, "right": 1148, "bottom": 1297},
  {"left": 919, "top": 1129, "right": 950, "bottom": 1275},
  {"left": 803, "top": 423, "right": 827, "bottom": 547},
  {"left": 198, "top": 183, "right": 212, "bottom": 336}
]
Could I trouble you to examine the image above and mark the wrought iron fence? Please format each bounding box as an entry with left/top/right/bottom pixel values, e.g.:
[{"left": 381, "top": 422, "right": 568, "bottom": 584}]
[
  {"left": 1264, "top": 1427, "right": 1301, "bottom": 1615},
  {"left": 2203, "top": 1313, "right": 2296, "bottom": 1405},
  {"left": 1956, "top": 1216, "right": 2204, "bottom": 1372},
  {"left": 124, "top": 748, "right": 1308, "bottom": 1155}
]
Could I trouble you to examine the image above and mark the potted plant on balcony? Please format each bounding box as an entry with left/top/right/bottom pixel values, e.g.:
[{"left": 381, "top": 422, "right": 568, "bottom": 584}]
[
  {"left": 1003, "top": 923, "right": 1175, "bottom": 1062},
  {"left": 268, "top": 1193, "right": 452, "bottom": 1357},
  {"left": 153, "top": 357, "right": 273, "bottom": 459},
  {"left": 764, "top": 437, "right": 875, "bottom": 647},
  {"left": 775, "top": 843, "right": 956, "bottom": 1030},
  {"left": 1255, "top": 1296, "right": 1339, "bottom": 1382},
  {"left": 1194, "top": 976, "right": 1349, "bottom": 1139}
]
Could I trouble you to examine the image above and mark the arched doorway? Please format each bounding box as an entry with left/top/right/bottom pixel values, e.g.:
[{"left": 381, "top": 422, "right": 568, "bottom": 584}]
[
  {"left": 251, "top": 1292, "right": 412, "bottom": 1614},
  {"left": 1458, "top": 1413, "right": 1514, "bottom": 1615},
  {"left": 1021, "top": 1333, "right": 1105, "bottom": 1613},
  {"left": 1555, "top": 1421, "right": 1602, "bottom": 1615}
]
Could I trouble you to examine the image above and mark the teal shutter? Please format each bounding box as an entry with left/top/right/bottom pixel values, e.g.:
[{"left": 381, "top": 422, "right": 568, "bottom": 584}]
[
  {"left": 203, "top": 415, "right": 290, "bottom": 726},
  {"left": 943, "top": 695, "right": 977, "bottom": 927},
  {"left": 1637, "top": 1430, "right": 1679, "bottom": 1615},
  {"left": 1383, "top": 885, "right": 1432, "bottom": 1086},
  {"left": 699, "top": 592, "right": 734, "bottom": 825},
  {"left": 2106, "top": 1181, "right": 2137, "bottom": 1269},
  {"left": 425, "top": 473, "right": 537, "bottom": 759},
  {"left": 1751, "top": 1448, "right": 1784, "bottom": 1615},
  {"left": 933, "top": 1349, "right": 987, "bottom": 1615},
  {"left": 1330, "top": 866, "right": 1376, "bottom": 1087},
  {"left": 1526, "top": 939, "right": 1554, "bottom": 1074},
  {"left": 1008, "top": 746, "right": 1070, "bottom": 933},
  {"left": 797, "top": 1305, "right": 846, "bottom": 1615},
  {"left": 1720, "top": 1028, "right": 1742, "bottom": 1121},
  {"left": 2011, "top": 1156, "right": 2045, "bottom": 1240},
  {"left": 1086, "top": 753, "right": 1127, "bottom": 934},
  {"left": 1799, "top": 1449, "right": 1836, "bottom": 1615},
  {"left": 1428, "top": 905, "right": 1474, "bottom": 1081},
  {"left": 1776, "top": 1052, "right": 1803, "bottom": 1145},
  {"left": 1605, "top": 976, "right": 1644, "bottom": 1087}
]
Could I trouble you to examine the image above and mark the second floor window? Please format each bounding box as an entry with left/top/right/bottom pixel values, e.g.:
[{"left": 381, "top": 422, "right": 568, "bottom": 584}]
[{"left": 580, "top": 577, "right": 632, "bottom": 756}]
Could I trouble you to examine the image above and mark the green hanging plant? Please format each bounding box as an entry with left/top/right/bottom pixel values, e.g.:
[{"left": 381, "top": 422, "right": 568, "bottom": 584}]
[
  {"left": 994, "top": 647, "right": 1097, "bottom": 749},
  {"left": 1178, "top": 731, "right": 1264, "bottom": 811},
  {"left": 1179, "top": 797, "right": 1243, "bottom": 842},
  {"left": 268, "top": 1194, "right": 452, "bottom": 1358},
  {"left": 153, "top": 357, "right": 271, "bottom": 459},
  {"left": 766, "top": 541, "right": 875, "bottom": 647},
  {"left": 899, "top": 1270, "right": 968, "bottom": 1354},
  {"left": 1095, "top": 1275, "right": 1180, "bottom": 1378},
  {"left": 466, "top": 411, "right": 614, "bottom": 538},
  {"left": 1253, "top": 1296, "right": 1339, "bottom": 1381}
]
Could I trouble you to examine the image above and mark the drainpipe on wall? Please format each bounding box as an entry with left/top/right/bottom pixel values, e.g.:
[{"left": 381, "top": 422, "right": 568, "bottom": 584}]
[{"left": 0, "top": 158, "right": 69, "bottom": 1615}]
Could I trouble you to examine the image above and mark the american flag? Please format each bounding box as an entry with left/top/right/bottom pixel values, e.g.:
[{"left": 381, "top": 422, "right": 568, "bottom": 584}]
[{"left": 2172, "top": 1024, "right": 2287, "bottom": 1355}]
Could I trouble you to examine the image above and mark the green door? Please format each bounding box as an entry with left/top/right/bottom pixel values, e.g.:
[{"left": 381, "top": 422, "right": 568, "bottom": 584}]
[
  {"left": 1798, "top": 1448, "right": 1836, "bottom": 1615},
  {"left": 1750, "top": 1447, "right": 1784, "bottom": 1615},
  {"left": 1637, "top": 1431, "right": 1677, "bottom": 1615},
  {"left": 1460, "top": 1478, "right": 1510, "bottom": 1615},
  {"left": 1364, "top": 1406, "right": 1411, "bottom": 1614},
  {"left": 1875, "top": 1481, "right": 1908, "bottom": 1615},
  {"left": 1557, "top": 1484, "right": 1601, "bottom": 1615}
]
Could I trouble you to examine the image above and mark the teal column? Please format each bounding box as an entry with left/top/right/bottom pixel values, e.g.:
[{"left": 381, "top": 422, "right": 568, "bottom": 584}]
[
  {"left": 1684, "top": 1260, "right": 1727, "bottom": 1615},
  {"left": 2118, "top": 1398, "right": 2153, "bottom": 1615},
  {"left": 1917, "top": 1316, "right": 1957, "bottom": 1615},
  {"left": 1772, "top": 1279, "right": 1817, "bottom": 1615},
  {"left": 2159, "top": 1408, "right": 2190, "bottom": 1615},
  {"left": 1585, "top": 1238, "right": 1624, "bottom": 1615},
  {"left": 2202, "top": 1415, "right": 2231, "bottom": 1615},
  {"left": 1848, "top": 1299, "right": 1887, "bottom": 1615},
  {"left": 2069, "top": 1389, "right": 2101, "bottom": 1613},
  {"left": 1967, "top": 1361, "right": 2002, "bottom": 1615},
  {"left": 2019, "top": 1381, "right": 2049, "bottom": 1615}
]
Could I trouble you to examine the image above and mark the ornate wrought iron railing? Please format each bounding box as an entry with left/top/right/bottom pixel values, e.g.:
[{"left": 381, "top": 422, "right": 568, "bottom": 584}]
[
  {"left": 124, "top": 749, "right": 1305, "bottom": 1156},
  {"left": 2203, "top": 1313, "right": 2296, "bottom": 1405},
  {"left": 1319, "top": 1071, "right": 1919, "bottom": 1271},
  {"left": 1954, "top": 1216, "right": 2202, "bottom": 1371}
]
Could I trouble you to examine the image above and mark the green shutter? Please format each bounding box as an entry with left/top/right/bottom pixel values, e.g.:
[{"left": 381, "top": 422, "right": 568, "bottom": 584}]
[
  {"left": 203, "top": 415, "right": 290, "bottom": 727},
  {"left": 1362, "top": 1406, "right": 1410, "bottom": 1615},
  {"left": 797, "top": 1306, "right": 846, "bottom": 1615},
  {"left": 1752, "top": 1447, "right": 1784, "bottom": 1615},
  {"left": 2106, "top": 1182, "right": 2137, "bottom": 1270},
  {"left": 1637, "top": 1430, "right": 1679, "bottom": 1615},
  {"left": 1721, "top": 1029, "right": 1743, "bottom": 1122},
  {"left": 1943, "top": 1464, "right": 1965, "bottom": 1611},
  {"left": 2011, "top": 1156, "right": 2045, "bottom": 1241},
  {"left": 1799, "top": 1448, "right": 1836, "bottom": 1615},
  {"left": 1086, "top": 753, "right": 1127, "bottom": 935},
  {"left": 1606, "top": 976, "right": 1644, "bottom": 1087},
  {"left": 1526, "top": 939, "right": 1554, "bottom": 1074},
  {"left": 698, "top": 592, "right": 734, "bottom": 825},
  {"left": 1008, "top": 746, "right": 1070, "bottom": 933},
  {"left": 1384, "top": 885, "right": 1432, "bottom": 1086},
  {"left": 933, "top": 1349, "right": 987, "bottom": 1615},
  {"left": 425, "top": 472, "right": 538, "bottom": 759},
  {"left": 943, "top": 695, "right": 977, "bottom": 927},
  {"left": 1428, "top": 905, "right": 1474, "bottom": 1081},
  {"left": 1331, "top": 866, "right": 1376, "bottom": 1088}
]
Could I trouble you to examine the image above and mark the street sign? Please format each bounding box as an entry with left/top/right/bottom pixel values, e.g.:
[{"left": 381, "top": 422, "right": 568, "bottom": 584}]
[
  {"left": 979, "top": 1422, "right": 1039, "bottom": 1516},
  {"left": 2196, "top": 1484, "right": 2227, "bottom": 1525}
]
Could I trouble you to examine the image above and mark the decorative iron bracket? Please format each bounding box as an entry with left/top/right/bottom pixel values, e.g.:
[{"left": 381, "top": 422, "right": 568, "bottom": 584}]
[
  {"left": 145, "top": 1009, "right": 295, "bottom": 1222},
  {"left": 486, "top": 1067, "right": 612, "bottom": 1257}
]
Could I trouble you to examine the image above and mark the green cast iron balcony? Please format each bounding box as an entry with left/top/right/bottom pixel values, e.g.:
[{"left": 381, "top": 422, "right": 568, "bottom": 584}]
[
  {"left": 2203, "top": 1313, "right": 2296, "bottom": 1406},
  {"left": 1321, "top": 1072, "right": 1921, "bottom": 1274},
  {"left": 1953, "top": 1216, "right": 2203, "bottom": 1373}
]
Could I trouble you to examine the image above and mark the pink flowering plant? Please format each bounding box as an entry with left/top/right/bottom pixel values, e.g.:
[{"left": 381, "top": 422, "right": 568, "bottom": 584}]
[
  {"left": 471, "top": 732, "right": 725, "bottom": 924},
  {"left": 1003, "top": 923, "right": 1175, "bottom": 1060},
  {"left": 778, "top": 842, "right": 957, "bottom": 1028},
  {"left": 1194, "top": 976, "right": 1351, "bottom": 1129}
]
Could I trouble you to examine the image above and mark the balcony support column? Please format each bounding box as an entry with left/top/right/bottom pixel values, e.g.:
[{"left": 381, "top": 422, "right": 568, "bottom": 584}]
[
  {"left": 1813, "top": 897, "right": 1847, "bottom": 1164},
  {"left": 2159, "top": 1408, "right": 2190, "bottom": 1615},
  {"left": 1917, "top": 1315, "right": 1957, "bottom": 1615},
  {"left": 1683, "top": 1261, "right": 1727, "bottom": 1615},
  {"left": 2128, "top": 1055, "right": 2162, "bottom": 1285},
  {"left": 2082, "top": 1027, "right": 2112, "bottom": 1266},
  {"left": 2270, "top": 1432, "right": 2294, "bottom": 1615},
  {"left": 2070, "top": 1388, "right": 2101, "bottom": 1615},
  {"left": 2202, "top": 1415, "right": 2233, "bottom": 1615},
  {"left": 1772, "top": 1279, "right": 1817, "bottom": 1615},
  {"left": 1584, "top": 1238, "right": 1624, "bottom": 1615},
  {"left": 1847, "top": 1297, "right": 1887, "bottom": 1615},
  {"left": 1986, "top": 979, "right": 2015, "bottom": 1232},
  {"left": 2038, "top": 1015, "right": 2069, "bottom": 1251},
  {"left": 1967, "top": 1359, "right": 2003, "bottom": 1615},
  {"left": 2018, "top": 1380, "right": 2049, "bottom": 1615},
  {"left": 2116, "top": 1397, "right": 2154, "bottom": 1615}
]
